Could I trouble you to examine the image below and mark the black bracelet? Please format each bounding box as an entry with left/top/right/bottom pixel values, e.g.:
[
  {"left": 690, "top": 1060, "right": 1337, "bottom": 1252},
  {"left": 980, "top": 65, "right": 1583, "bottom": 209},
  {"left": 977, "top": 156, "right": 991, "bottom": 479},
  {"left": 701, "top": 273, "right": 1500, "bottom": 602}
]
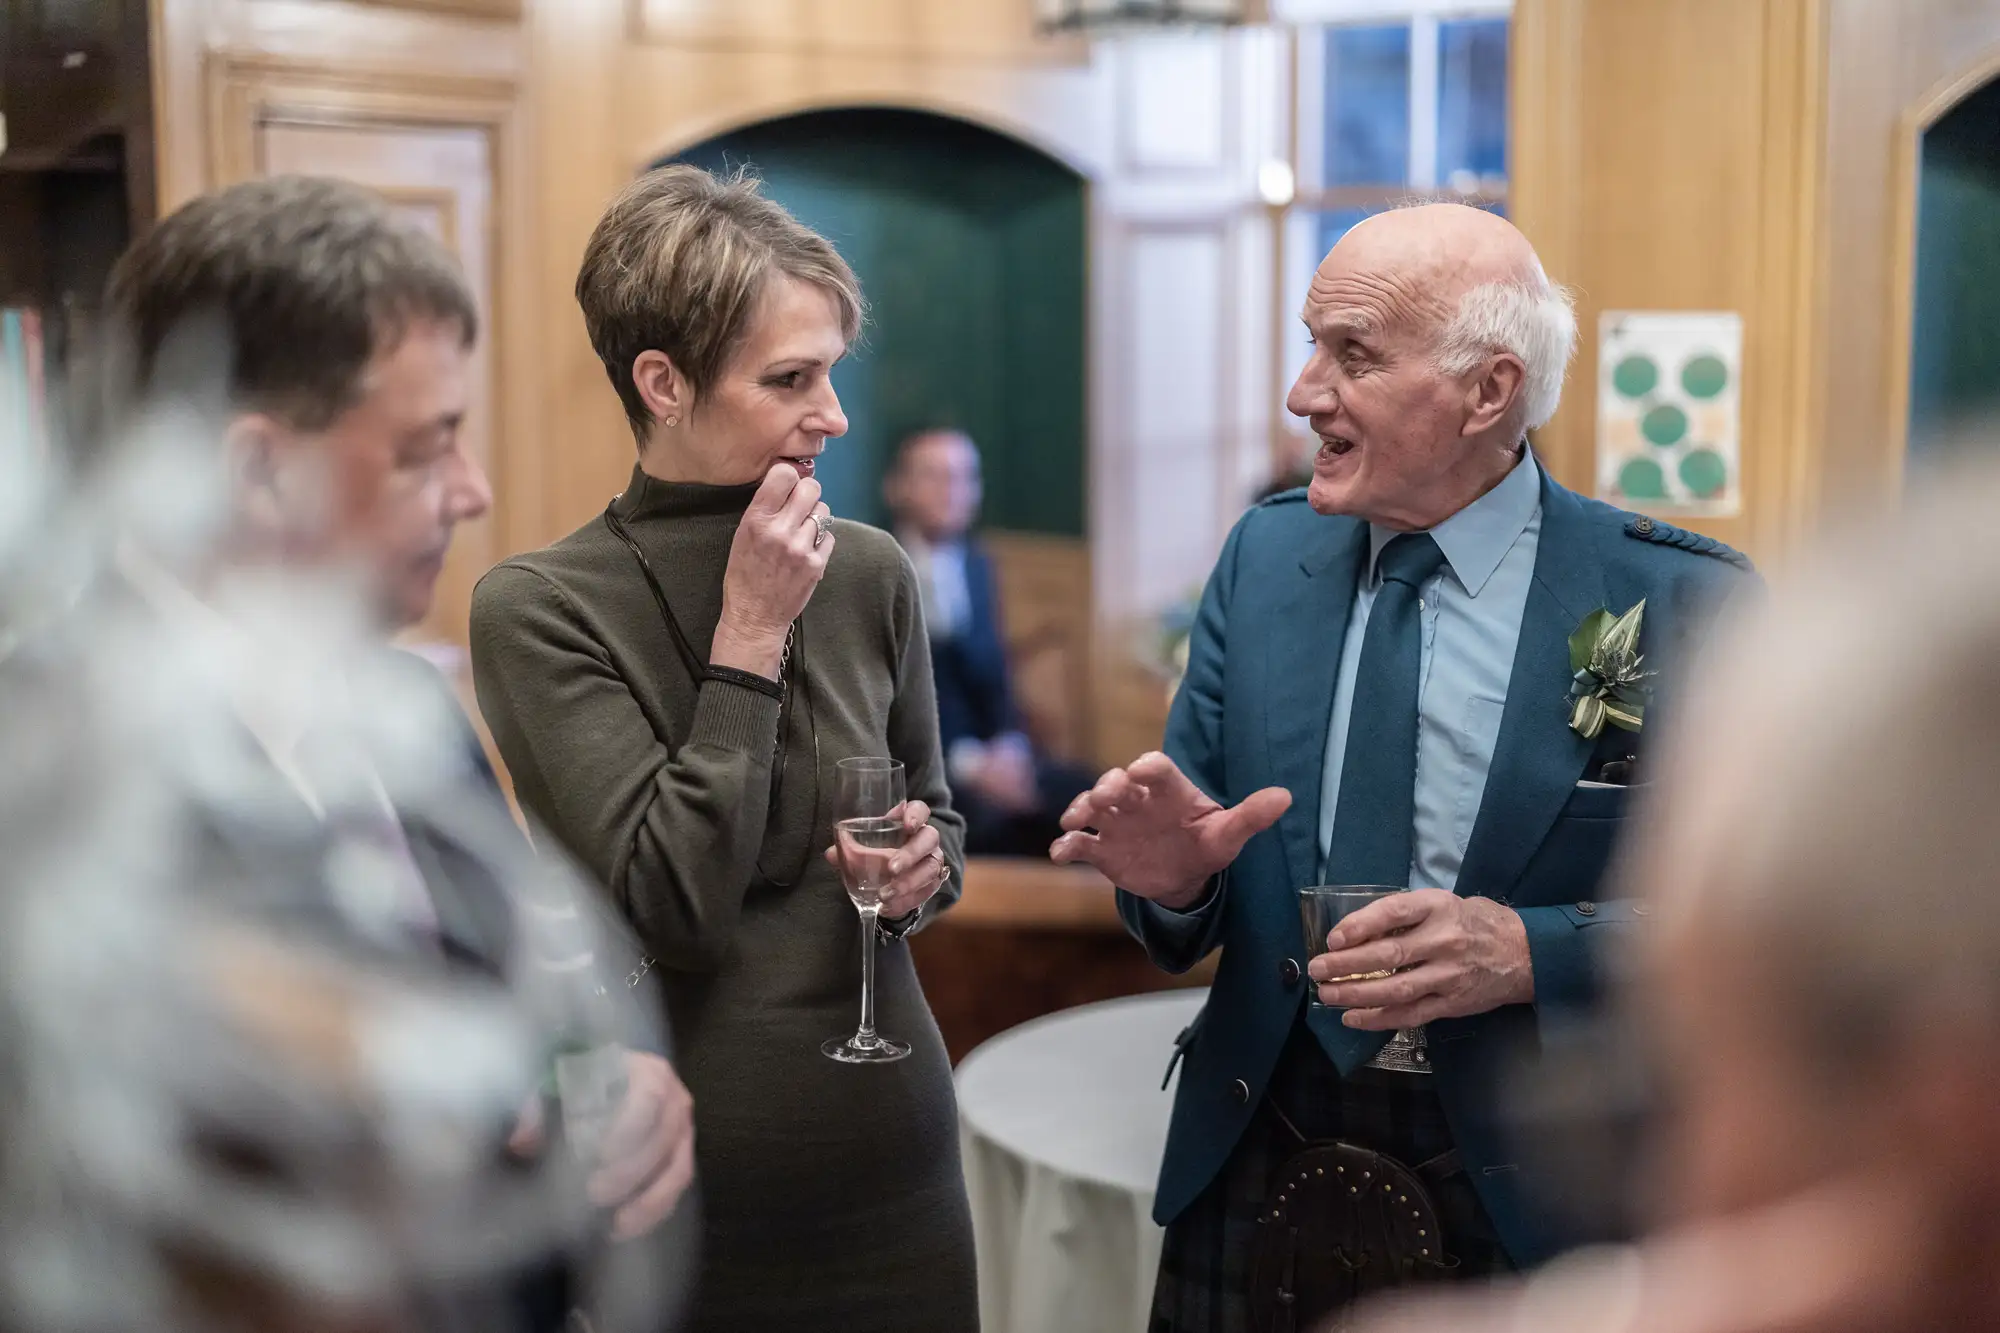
[
  {"left": 876, "top": 904, "right": 924, "bottom": 942},
  {"left": 702, "top": 664, "right": 784, "bottom": 701}
]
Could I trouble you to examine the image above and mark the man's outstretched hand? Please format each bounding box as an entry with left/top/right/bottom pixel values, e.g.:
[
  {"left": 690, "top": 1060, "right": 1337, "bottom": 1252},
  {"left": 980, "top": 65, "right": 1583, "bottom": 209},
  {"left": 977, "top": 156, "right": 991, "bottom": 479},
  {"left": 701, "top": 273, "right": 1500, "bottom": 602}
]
[{"left": 1049, "top": 752, "right": 1291, "bottom": 909}]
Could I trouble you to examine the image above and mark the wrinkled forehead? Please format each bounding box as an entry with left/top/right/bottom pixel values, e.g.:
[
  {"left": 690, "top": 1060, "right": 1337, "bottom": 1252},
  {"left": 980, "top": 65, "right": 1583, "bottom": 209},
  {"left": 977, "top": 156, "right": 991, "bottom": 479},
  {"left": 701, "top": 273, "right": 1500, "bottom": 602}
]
[{"left": 1301, "top": 236, "right": 1459, "bottom": 345}]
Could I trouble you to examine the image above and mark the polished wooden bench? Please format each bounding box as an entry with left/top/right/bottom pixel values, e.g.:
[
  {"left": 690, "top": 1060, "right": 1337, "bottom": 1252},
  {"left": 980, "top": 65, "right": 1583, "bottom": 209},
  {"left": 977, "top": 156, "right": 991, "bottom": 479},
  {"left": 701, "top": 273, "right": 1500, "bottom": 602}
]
[{"left": 912, "top": 857, "right": 1212, "bottom": 1062}]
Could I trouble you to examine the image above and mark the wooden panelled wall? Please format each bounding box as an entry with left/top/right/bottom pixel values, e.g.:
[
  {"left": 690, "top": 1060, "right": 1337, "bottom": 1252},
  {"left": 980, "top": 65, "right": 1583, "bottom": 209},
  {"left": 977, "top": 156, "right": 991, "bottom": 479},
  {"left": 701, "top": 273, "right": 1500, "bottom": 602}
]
[
  {"left": 1822, "top": 0, "right": 2000, "bottom": 501},
  {"left": 156, "top": 0, "right": 2000, "bottom": 725},
  {"left": 153, "top": 0, "right": 540, "bottom": 669},
  {"left": 1512, "top": 0, "right": 2000, "bottom": 566},
  {"left": 1509, "top": 0, "right": 1827, "bottom": 567},
  {"left": 150, "top": 0, "right": 1287, "bottom": 770}
]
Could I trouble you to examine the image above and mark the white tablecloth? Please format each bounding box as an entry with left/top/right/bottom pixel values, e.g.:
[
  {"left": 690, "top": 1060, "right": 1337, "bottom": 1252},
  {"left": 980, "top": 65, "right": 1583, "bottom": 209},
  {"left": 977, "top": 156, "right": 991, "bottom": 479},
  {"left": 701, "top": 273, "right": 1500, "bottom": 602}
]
[{"left": 956, "top": 989, "right": 1208, "bottom": 1333}]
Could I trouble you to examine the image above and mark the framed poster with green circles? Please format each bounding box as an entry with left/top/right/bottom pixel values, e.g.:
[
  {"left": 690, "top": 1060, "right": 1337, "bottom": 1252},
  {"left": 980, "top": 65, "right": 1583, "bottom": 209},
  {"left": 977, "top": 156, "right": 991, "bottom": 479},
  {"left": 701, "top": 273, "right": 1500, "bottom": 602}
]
[{"left": 1596, "top": 311, "right": 1743, "bottom": 517}]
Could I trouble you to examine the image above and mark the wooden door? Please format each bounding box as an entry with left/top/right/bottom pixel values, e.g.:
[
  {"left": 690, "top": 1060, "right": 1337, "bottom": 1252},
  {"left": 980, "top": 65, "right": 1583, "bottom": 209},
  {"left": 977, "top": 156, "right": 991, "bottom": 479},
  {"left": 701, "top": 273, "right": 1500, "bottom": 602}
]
[{"left": 258, "top": 121, "right": 498, "bottom": 663}]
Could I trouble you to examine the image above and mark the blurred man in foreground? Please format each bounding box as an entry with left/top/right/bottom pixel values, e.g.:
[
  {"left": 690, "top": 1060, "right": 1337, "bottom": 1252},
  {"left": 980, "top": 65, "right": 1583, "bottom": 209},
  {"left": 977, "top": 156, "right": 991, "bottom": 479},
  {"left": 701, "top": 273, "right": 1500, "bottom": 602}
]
[
  {"left": 885, "top": 428, "right": 1092, "bottom": 855},
  {"left": 1353, "top": 463, "right": 2000, "bottom": 1333},
  {"left": 0, "top": 176, "right": 692, "bottom": 1331}
]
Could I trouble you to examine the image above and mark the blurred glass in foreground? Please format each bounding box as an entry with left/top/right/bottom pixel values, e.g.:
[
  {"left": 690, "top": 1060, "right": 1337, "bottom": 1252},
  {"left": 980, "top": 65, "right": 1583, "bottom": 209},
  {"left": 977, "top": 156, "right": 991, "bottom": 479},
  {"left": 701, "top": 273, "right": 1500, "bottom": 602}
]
[{"left": 1347, "top": 432, "right": 2000, "bottom": 1333}]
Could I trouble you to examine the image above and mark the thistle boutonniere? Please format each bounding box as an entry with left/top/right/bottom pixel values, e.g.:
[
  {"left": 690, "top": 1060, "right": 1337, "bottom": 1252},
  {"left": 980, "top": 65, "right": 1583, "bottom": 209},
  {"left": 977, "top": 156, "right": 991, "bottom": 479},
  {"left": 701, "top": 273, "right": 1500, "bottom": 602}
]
[{"left": 1568, "top": 601, "right": 1655, "bottom": 740}]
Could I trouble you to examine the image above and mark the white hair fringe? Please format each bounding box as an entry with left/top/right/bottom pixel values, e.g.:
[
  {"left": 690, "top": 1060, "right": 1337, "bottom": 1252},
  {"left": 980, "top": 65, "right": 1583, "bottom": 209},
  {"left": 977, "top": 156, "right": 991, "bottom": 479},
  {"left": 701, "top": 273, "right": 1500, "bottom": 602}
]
[{"left": 1432, "top": 275, "right": 1579, "bottom": 430}]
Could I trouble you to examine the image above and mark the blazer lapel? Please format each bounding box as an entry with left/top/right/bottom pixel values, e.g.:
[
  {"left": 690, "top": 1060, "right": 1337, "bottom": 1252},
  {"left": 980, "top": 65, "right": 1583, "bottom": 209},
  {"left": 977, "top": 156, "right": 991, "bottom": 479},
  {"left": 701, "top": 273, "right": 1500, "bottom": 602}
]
[
  {"left": 1457, "top": 477, "right": 1607, "bottom": 901},
  {"left": 398, "top": 810, "right": 516, "bottom": 974},
  {"left": 1266, "top": 520, "right": 1369, "bottom": 891}
]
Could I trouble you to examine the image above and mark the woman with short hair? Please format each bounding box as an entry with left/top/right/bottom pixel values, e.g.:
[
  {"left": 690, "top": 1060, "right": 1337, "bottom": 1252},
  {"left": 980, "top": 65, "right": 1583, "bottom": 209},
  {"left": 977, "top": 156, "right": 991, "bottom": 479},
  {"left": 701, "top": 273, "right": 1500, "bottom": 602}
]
[{"left": 469, "top": 165, "right": 975, "bottom": 1331}]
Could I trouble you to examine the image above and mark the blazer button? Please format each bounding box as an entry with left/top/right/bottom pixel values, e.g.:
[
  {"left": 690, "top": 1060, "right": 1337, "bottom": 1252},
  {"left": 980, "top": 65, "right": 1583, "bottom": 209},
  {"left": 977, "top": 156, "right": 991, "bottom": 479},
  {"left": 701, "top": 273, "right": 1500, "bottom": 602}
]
[
  {"left": 1230, "top": 1079, "right": 1250, "bottom": 1104},
  {"left": 1280, "top": 957, "right": 1302, "bottom": 986},
  {"left": 1576, "top": 901, "right": 1598, "bottom": 916}
]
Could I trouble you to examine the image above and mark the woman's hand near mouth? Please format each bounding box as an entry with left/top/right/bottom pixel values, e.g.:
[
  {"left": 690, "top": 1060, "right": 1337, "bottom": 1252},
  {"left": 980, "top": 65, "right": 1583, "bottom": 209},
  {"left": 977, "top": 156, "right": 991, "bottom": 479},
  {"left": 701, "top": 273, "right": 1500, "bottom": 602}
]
[{"left": 711, "top": 462, "right": 834, "bottom": 679}]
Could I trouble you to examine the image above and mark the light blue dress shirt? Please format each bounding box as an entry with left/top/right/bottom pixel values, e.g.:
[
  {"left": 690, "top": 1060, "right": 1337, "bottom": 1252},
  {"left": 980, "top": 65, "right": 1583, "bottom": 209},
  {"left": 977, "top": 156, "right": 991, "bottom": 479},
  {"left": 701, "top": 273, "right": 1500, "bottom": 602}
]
[{"left": 1316, "top": 450, "right": 1543, "bottom": 893}]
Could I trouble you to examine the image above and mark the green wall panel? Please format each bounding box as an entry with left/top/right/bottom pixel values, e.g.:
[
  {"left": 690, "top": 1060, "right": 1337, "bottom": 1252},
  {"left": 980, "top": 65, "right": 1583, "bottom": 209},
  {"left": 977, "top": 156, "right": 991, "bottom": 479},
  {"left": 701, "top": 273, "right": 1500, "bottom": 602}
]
[
  {"left": 1911, "top": 76, "right": 2000, "bottom": 458},
  {"left": 673, "top": 108, "right": 1088, "bottom": 536}
]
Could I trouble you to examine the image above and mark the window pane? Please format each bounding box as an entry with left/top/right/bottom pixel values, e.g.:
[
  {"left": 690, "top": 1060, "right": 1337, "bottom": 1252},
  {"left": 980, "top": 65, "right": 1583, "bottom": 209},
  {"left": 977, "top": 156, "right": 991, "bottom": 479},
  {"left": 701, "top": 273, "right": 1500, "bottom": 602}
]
[
  {"left": 1324, "top": 25, "right": 1411, "bottom": 188},
  {"left": 1437, "top": 18, "right": 1509, "bottom": 189}
]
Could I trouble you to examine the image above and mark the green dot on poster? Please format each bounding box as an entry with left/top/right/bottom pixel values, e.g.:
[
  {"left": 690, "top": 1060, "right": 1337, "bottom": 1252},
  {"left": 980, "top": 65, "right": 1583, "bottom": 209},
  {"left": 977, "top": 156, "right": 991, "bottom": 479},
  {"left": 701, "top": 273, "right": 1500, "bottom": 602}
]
[
  {"left": 1642, "top": 404, "right": 1689, "bottom": 447},
  {"left": 1612, "top": 355, "right": 1659, "bottom": 399},
  {"left": 1680, "top": 448, "right": 1728, "bottom": 498},
  {"left": 1618, "top": 457, "right": 1667, "bottom": 500},
  {"left": 1682, "top": 354, "right": 1730, "bottom": 400}
]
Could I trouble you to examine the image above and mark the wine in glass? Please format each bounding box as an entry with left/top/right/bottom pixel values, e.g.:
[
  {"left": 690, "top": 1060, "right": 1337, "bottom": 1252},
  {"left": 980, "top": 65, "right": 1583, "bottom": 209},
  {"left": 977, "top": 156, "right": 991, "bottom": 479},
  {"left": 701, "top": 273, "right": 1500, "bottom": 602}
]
[{"left": 823, "top": 756, "right": 912, "bottom": 1063}]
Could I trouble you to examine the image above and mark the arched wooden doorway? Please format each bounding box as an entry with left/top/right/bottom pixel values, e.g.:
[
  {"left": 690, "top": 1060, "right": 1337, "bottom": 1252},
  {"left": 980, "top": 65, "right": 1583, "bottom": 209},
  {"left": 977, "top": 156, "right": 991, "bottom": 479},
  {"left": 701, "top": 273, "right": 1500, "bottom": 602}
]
[
  {"left": 1908, "top": 69, "right": 2000, "bottom": 459},
  {"left": 668, "top": 108, "right": 1088, "bottom": 539}
]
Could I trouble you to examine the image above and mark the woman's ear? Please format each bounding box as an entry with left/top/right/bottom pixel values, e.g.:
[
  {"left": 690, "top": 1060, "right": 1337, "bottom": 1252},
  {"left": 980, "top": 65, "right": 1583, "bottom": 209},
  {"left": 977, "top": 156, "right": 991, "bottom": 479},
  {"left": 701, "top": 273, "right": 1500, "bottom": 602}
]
[{"left": 633, "top": 351, "right": 687, "bottom": 429}]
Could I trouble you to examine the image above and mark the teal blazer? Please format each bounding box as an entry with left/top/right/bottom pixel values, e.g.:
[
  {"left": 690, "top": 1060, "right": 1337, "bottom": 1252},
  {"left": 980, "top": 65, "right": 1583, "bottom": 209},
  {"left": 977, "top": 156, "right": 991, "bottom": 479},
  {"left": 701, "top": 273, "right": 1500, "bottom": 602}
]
[{"left": 1119, "top": 471, "right": 1751, "bottom": 1266}]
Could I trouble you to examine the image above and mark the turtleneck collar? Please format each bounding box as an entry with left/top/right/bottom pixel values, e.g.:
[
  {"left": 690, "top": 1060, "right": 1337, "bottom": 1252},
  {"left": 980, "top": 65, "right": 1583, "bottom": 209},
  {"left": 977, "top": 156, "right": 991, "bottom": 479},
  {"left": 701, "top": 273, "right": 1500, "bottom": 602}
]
[{"left": 613, "top": 463, "right": 762, "bottom": 522}]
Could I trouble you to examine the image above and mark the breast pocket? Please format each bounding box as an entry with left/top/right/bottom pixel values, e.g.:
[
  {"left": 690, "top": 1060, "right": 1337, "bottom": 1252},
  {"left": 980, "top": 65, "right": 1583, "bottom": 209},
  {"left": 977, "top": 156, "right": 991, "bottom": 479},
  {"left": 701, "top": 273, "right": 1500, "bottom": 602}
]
[
  {"left": 1563, "top": 781, "right": 1643, "bottom": 821},
  {"left": 1520, "top": 781, "right": 1649, "bottom": 908}
]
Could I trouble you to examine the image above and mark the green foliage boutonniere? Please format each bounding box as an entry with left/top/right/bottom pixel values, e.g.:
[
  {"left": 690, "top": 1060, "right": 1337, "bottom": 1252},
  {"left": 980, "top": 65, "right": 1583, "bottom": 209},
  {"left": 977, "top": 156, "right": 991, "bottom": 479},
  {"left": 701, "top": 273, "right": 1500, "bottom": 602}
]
[{"left": 1568, "top": 600, "right": 1654, "bottom": 741}]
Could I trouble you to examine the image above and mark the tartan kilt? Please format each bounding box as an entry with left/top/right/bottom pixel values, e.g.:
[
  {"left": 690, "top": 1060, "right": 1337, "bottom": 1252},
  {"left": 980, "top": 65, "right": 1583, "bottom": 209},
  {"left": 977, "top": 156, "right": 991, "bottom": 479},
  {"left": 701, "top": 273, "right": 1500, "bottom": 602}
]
[{"left": 1148, "top": 1020, "right": 1511, "bottom": 1333}]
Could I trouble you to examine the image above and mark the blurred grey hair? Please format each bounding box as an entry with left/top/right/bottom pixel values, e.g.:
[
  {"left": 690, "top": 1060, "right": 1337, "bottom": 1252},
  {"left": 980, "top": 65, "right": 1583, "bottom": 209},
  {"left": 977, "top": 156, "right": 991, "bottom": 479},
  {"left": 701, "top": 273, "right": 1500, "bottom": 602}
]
[
  {"left": 1432, "top": 274, "right": 1579, "bottom": 431},
  {"left": 1632, "top": 443, "right": 2000, "bottom": 1075}
]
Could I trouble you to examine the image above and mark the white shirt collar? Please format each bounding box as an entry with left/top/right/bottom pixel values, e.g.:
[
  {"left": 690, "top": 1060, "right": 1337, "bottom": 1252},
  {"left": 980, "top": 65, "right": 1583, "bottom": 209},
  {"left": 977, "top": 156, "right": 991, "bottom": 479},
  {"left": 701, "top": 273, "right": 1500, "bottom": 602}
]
[
  {"left": 897, "top": 528, "right": 967, "bottom": 562},
  {"left": 114, "top": 541, "right": 352, "bottom": 813}
]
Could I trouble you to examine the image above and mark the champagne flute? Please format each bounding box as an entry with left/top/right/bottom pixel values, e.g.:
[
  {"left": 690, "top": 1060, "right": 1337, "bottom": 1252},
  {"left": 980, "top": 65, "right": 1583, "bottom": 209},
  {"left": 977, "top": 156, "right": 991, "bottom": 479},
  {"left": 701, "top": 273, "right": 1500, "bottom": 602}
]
[{"left": 823, "top": 756, "right": 912, "bottom": 1063}]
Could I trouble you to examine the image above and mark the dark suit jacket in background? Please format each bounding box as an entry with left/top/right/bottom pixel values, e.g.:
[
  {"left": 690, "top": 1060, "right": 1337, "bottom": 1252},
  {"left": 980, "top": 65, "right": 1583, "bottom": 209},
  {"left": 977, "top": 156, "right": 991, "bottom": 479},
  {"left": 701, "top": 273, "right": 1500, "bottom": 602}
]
[
  {"left": 927, "top": 538, "right": 1097, "bottom": 857},
  {"left": 929, "top": 538, "right": 1020, "bottom": 755}
]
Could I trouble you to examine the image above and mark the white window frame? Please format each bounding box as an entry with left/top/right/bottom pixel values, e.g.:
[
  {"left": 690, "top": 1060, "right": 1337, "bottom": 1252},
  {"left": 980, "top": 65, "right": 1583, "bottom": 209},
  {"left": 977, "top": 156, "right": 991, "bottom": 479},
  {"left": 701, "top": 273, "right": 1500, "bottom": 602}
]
[
  {"left": 1294, "top": 2, "right": 1512, "bottom": 194},
  {"left": 1273, "top": 0, "right": 1509, "bottom": 23},
  {"left": 1280, "top": 0, "right": 1513, "bottom": 438}
]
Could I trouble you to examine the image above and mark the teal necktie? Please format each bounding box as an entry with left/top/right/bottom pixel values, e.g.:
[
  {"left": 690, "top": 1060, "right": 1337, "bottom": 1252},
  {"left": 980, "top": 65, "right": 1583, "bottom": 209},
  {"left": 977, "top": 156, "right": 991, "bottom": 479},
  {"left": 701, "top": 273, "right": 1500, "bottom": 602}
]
[{"left": 1308, "top": 532, "right": 1445, "bottom": 1074}]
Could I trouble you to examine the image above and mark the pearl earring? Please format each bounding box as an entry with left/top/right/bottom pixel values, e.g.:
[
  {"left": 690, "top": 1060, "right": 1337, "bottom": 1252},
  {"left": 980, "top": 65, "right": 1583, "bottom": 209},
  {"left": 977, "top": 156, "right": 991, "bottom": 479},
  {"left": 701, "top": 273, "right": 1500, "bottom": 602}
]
[{"left": 665, "top": 415, "right": 680, "bottom": 429}]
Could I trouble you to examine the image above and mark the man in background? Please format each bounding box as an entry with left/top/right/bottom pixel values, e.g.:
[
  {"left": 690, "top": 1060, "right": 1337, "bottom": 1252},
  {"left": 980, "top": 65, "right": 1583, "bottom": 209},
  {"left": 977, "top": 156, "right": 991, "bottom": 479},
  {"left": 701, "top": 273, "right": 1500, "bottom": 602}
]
[
  {"left": 0, "top": 175, "right": 693, "bottom": 1331},
  {"left": 1354, "top": 460, "right": 2000, "bottom": 1333},
  {"left": 885, "top": 428, "right": 1091, "bottom": 856}
]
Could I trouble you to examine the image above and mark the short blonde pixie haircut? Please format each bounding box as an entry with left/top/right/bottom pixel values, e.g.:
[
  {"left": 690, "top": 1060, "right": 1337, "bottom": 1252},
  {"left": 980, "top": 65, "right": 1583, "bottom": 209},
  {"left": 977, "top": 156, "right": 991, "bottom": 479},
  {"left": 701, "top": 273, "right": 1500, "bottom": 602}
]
[{"left": 576, "top": 164, "right": 865, "bottom": 440}]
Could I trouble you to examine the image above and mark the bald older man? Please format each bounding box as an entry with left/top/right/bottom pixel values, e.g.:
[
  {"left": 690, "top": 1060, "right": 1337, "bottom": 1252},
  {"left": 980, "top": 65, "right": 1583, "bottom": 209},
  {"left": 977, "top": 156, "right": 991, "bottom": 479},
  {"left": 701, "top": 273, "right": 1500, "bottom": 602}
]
[{"left": 1052, "top": 205, "right": 1754, "bottom": 1329}]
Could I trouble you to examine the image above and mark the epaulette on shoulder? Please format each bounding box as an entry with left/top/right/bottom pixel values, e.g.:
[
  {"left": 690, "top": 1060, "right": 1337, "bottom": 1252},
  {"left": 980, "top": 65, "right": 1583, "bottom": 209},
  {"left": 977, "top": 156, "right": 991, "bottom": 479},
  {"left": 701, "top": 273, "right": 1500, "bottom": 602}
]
[
  {"left": 1255, "top": 486, "right": 1313, "bottom": 509},
  {"left": 1624, "top": 514, "right": 1752, "bottom": 570}
]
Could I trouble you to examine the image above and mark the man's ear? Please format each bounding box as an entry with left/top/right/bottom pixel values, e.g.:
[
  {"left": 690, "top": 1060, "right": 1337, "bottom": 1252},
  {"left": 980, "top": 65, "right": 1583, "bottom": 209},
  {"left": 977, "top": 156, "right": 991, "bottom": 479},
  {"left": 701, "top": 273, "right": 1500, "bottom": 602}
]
[
  {"left": 1462, "top": 353, "right": 1528, "bottom": 438},
  {"left": 632, "top": 350, "right": 687, "bottom": 427},
  {"left": 224, "top": 413, "right": 289, "bottom": 539}
]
